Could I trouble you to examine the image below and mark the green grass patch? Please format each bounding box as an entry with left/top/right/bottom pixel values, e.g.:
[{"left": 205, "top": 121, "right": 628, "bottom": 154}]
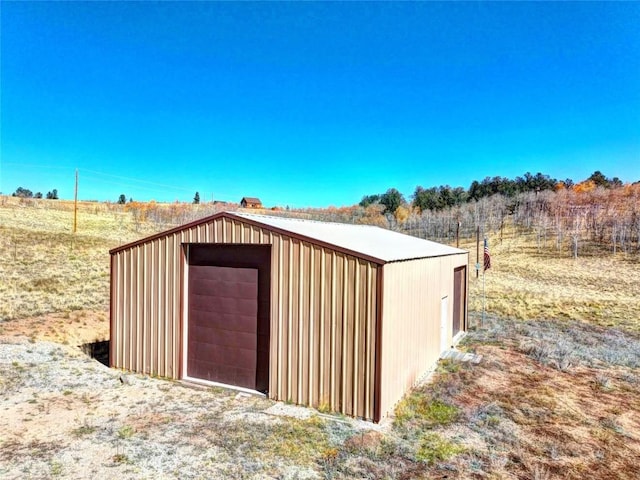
[
  {"left": 50, "top": 460, "right": 63, "bottom": 476},
  {"left": 437, "top": 359, "right": 461, "bottom": 374},
  {"left": 117, "top": 425, "right": 135, "bottom": 439},
  {"left": 263, "top": 416, "right": 330, "bottom": 466},
  {"left": 395, "top": 393, "right": 459, "bottom": 428},
  {"left": 416, "top": 432, "right": 465, "bottom": 465}
]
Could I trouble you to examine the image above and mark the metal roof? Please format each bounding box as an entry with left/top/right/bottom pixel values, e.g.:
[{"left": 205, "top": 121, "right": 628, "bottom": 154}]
[
  {"left": 232, "top": 212, "right": 466, "bottom": 263},
  {"left": 110, "top": 211, "right": 467, "bottom": 262}
]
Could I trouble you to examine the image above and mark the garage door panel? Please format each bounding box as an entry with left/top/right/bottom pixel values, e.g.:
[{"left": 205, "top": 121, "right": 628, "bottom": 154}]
[
  {"left": 453, "top": 266, "right": 466, "bottom": 336},
  {"left": 190, "top": 265, "right": 257, "bottom": 282},
  {"left": 189, "top": 280, "right": 258, "bottom": 300},
  {"left": 190, "top": 279, "right": 258, "bottom": 299},
  {"left": 188, "top": 265, "right": 258, "bottom": 389},
  {"left": 189, "top": 309, "right": 256, "bottom": 332},
  {"left": 188, "top": 341, "right": 256, "bottom": 369},
  {"left": 189, "top": 324, "right": 256, "bottom": 349},
  {"left": 189, "top": 295, "right": 259, "bottom": 318},
  {"left": 189, "top": 360, "right": 256, "bottom": 388}
]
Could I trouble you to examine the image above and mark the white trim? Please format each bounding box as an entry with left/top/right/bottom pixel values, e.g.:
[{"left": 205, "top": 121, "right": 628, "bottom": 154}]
[
  {"left": 181, "top": 255, "right": 189, "bottom": 379},
  {"left": 452, "top": 330, "right": 467, "bottom": 346},
  {"left": 182, "top": 376, "right": 266, "bottom": 397}
]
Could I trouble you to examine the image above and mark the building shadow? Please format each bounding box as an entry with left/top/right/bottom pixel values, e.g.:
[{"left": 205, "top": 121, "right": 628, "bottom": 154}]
[{"left": 79, "top": 340, "right": 110, "bottom": 367}]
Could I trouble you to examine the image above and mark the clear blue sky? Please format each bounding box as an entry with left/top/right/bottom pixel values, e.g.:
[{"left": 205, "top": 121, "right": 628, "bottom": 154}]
[{"left": 1, "top": 2, "right": 639, "bottom": 207}]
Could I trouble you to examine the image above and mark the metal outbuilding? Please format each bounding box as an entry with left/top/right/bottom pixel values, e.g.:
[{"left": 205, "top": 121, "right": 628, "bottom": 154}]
[{"left": 110, "top": 212, "right": 468, "bottom": 422}]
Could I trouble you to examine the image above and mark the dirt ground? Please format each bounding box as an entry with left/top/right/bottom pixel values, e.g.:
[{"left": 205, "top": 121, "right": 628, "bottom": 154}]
[
  {"left": 0, "top": 311, "right": 384, "bottom": 480},
  {"left": 0, "top": 339, "right": 316, "bottom": 479},
  {"left": 0, "top": 309, "right": 110, "bottom": 346},
  {"left": 2, "top": 312, "right": 639, "bottom": 479}
]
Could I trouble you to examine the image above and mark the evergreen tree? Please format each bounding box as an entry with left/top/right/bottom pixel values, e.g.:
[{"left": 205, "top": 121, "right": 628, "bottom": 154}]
[
  {"left": 379, "top": 188, "right": 405, "bottom": 214},
  {"left": 14, "top": 187, "right": 33, "bottom": 198}
]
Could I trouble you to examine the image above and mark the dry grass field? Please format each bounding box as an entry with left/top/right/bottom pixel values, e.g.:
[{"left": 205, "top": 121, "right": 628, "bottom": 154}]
[
  {"left": 0, "top": 196, "right": 158, "bottom": 329},
  {"left": 1, "top": 196, "right": 639, "bottom": 479},
  {"left": 463, "top": 232, "right": 640, "bottom": 333}
]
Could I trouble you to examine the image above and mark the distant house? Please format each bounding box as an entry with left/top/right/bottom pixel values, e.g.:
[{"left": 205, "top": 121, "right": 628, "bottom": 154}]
[{"left": 240, "top": 197, "right": 263, "bottom": 209}]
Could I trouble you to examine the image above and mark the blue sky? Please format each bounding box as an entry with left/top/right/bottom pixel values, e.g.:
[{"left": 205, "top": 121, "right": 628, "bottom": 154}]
[{"left": 1, "top": 2, "right": 639, "bottom": 207}]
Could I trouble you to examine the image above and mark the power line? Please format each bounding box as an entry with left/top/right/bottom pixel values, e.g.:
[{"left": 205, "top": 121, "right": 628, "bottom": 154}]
[
  {"left": 80, "top": 175, "right": 189, "bottom": 196},
  {"left": 80, "top": 170, "right": 238, "bottom": 197},
  {"left": 2, "top": 163, "right": 240, "bottom": 201},
  {"left": 80, "top": 168, "right": 238, "bottom": 199},
  {"left": 81, "top": 168, "right": 195, "bottom": 192},
  {"left": 2, "top": 162, "right": 72, "bottom": 171},
  {"left": 81, "top": 168, "right": 239, "bottom": 199}
]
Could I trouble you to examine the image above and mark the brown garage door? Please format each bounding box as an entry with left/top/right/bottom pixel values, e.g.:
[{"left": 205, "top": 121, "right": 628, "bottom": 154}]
[{"left": 188, "top": 265, "right": 258, "bottom": 389}]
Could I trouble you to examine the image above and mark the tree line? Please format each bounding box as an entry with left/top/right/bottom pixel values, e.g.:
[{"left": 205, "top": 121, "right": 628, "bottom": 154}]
[
  {"left": 11, "top": 187, "right": 203, "bottom": 205},
  {"left": 12, "top": 187, "right": 59, "bottom": 199},
  {"left": 359, "top": 171, "right": 628, "bottom": 214},
  {"left": 399, "top": 183, "right": 639, "bottom": 258},
  {"left": 270, "top": 171, "right": 638, "bottom": 258}
]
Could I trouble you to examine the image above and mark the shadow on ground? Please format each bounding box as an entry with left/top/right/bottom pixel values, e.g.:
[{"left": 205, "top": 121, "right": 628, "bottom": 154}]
[{"left": 79, "top": 340, "right": 110, "bottom": 367}]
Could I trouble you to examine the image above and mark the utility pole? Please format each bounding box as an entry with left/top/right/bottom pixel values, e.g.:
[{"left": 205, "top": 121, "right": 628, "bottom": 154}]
[{"left": 73, "top": 169, "right": 78, "bottom": 234}]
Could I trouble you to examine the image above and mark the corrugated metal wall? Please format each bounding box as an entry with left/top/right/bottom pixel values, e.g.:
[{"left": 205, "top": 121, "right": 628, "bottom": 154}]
[
  {"left": 379, "top": 253, "right": 468, "bottom": 418},
  {"left": 111, "top": 215, "right": 379, "bottom": 420}
]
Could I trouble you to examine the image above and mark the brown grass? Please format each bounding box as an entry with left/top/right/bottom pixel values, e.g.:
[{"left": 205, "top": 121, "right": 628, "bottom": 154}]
[
  {"left": 462, "top": 228, "right": 640, "bottom": 332},
  {"left": 0, "top": 196, "right": 161, "bottom": 323},
  {"left": 448, "top": 328, "right": 640, "bottom": 479}
]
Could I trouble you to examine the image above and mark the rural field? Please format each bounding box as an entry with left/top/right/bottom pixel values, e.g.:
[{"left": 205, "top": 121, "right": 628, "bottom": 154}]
[{"left": 1, "top": 196, "right": 639, "bottom": 479}]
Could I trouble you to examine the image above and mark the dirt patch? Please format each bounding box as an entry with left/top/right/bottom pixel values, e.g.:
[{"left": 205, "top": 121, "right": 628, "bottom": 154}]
[
  {"left": 0, "top": 309, "right": 109, "bottom": 345},
  {"left": 1, "top": 338, "right": 398, "bottom": 479}
]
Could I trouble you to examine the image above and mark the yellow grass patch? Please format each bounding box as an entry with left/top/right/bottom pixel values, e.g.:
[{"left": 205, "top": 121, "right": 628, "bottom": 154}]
[
  {"left": 463, "top": 229, "right": 640, "bottom": 332},
  {"left": 0, "top": 197, "right": 160, "bottom": 322}
]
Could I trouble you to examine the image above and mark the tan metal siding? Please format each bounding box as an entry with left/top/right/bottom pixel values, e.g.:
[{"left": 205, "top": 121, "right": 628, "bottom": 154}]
[
  {"left": 111, "top": 216, "right": 379, "bottom": 420},
  {"left": 379, "top": 252, "right": 468, "bottom": 418}
]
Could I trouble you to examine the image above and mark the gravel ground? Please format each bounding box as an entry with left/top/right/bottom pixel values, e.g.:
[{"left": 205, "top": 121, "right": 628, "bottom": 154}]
[{"left": 0, "top": 338, "right": 369, "bottom": 479}]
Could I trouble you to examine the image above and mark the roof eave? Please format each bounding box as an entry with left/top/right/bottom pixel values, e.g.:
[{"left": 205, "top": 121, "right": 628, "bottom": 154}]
[
  {"left": 385, "top": 250, "right": 469, "bottom": 264},
  {"left": 108, "top": 211, "right": 387, "bottom": 264},
  {"left": 109, "top": 211, "right": 231, "bottom": 255},
  {"left": 225, "top": 213, "right": 386, "bottom": 265}
]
